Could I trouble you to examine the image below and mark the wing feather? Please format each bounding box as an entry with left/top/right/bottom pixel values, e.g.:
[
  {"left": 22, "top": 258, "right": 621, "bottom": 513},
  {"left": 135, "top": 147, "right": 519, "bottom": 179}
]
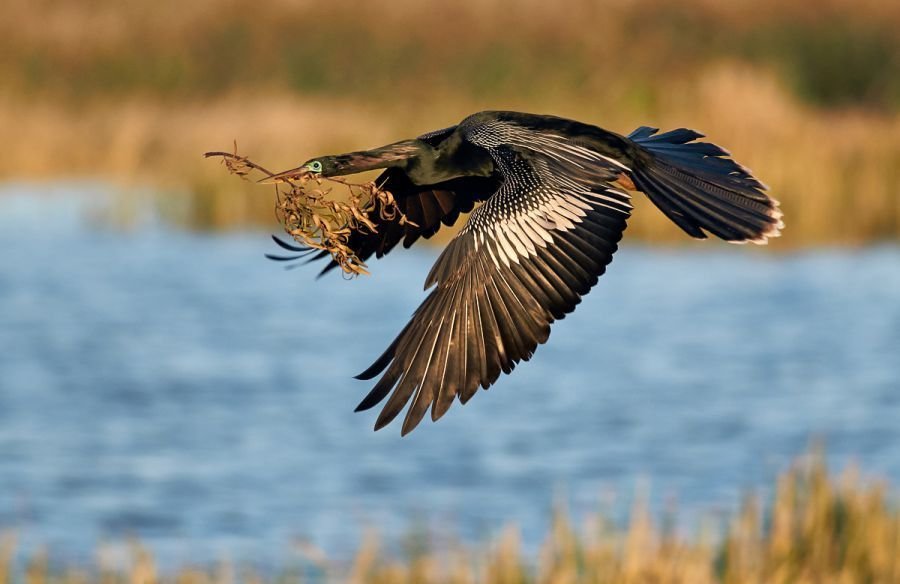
[{"left": 357, "top": 114, "right": 634, "bottom": 433}]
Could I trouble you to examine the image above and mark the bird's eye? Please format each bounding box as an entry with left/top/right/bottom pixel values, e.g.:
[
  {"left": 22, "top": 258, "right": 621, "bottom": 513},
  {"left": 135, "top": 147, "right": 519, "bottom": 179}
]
[{"left": 307, "top": 161, "right": 323, "bottom": 173}]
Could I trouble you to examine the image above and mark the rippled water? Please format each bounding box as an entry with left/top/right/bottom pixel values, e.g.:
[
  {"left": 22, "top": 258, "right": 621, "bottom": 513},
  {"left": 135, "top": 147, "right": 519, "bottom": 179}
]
[{"left": 1, "top": 183, "right": 899, "bottom": 567}]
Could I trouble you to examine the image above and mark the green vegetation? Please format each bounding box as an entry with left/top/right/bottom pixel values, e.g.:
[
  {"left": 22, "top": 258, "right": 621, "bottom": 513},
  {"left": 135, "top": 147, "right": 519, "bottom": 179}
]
[
  {"left": 2, "top": 0, "right": 900, "bottom": 244},
  {"left": 2, "top": 453, "right": 898, "bottom": 583},
  {"left": 5, "top": 0, "right": 900, "bottom": 109}
]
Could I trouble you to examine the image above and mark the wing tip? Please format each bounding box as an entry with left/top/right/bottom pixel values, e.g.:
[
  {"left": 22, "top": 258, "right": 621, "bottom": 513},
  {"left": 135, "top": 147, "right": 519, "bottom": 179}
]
[{"left": 374, "top": 410, "right": 397, "bottom": 433}]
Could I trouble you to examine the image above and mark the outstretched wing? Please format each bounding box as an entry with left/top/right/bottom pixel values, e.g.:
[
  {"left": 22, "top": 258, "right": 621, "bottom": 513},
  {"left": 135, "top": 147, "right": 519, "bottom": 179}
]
[
  {"left": 355, "top": 114, "right": 635, "bottom": 435},
  {"left": 268, "top": 126, "right": 499, "bottom": 276}
]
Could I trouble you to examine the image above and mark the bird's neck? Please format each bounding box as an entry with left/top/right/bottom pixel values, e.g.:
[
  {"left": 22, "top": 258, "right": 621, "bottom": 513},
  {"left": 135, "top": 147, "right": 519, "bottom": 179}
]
[
  {"left": 341, "top": 139, "right": 453, "bottom": 185},
  {"left": 337, "top": 140, "right": 424, "bottom": 174},
  {"left": 337, "top": 135, "right": 494, "bottom": 185}
]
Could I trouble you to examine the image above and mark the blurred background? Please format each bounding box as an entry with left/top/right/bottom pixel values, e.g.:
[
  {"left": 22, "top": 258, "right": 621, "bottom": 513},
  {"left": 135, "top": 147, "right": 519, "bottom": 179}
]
[{"left": 1, "top": 0, "right": 900, "bottom": 581}]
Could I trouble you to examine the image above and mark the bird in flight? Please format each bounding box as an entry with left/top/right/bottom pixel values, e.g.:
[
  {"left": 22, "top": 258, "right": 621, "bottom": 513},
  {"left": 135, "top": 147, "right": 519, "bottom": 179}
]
[{"left": 267, "top": 111, "right": 783, "bottom": 435}]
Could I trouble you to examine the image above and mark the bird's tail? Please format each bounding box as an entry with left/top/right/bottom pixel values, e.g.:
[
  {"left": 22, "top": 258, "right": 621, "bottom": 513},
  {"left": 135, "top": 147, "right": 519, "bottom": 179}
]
[{"left": 627, "top": 126, "right": 783, "bottom": 244}]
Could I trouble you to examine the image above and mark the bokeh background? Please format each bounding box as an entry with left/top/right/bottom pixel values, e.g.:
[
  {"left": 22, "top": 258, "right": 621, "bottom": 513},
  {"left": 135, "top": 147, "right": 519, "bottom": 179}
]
[{"left": 2, "top": 0, "right": 900, "bottom": 581}]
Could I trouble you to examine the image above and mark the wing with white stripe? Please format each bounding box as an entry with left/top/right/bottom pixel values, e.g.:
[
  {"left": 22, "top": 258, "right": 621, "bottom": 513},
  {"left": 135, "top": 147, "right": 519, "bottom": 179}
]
[{"left": 355, "top": 115, "right": 634, "bottom": 435}]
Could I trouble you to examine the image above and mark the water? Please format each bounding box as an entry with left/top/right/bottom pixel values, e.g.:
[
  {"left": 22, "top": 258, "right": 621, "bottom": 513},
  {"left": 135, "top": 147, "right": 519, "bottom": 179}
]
[{"left": 1, "top": 183, "right": 899, "bottom": 567}]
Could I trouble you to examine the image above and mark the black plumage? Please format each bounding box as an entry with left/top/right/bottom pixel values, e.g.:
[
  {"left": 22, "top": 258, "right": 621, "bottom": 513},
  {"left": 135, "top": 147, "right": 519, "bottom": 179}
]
[{"left": 270, "top": 111, "right": 783, "bottom": 435}]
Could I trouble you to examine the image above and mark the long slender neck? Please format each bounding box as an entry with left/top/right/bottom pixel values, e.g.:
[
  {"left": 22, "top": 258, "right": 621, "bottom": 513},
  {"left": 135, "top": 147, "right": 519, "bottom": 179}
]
[
  {"left": 334, "top": 133, "right": 493, "bottom": 185},
  {"left": 333, "top": 139, "right": 427, "bottom": 175}
]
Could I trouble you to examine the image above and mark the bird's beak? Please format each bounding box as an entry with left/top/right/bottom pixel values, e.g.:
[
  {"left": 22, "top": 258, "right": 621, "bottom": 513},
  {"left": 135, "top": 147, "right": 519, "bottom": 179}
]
[{"left": 259, "top": 165, "right": 315, "bottom": 184}]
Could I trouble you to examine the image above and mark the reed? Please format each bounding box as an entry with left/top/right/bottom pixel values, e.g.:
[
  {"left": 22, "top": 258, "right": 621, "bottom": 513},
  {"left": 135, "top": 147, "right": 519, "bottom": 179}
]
[
  {"left": 2, "top": 0, "right": 899, "bottom": 245},
  {"left": 3, "top": 453, "right": 899, "bottom": 583},
  {"left": 4, "top": 0, "right": 900, "bottom": 108}
]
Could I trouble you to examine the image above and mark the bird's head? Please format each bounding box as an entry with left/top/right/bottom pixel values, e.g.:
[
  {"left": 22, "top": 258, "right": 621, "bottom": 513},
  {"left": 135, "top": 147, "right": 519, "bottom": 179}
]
[
  {"left": 297, "top": 156, "right": 341, "bottom": 177},
  {"left": 266, "top": 155, "right": 352, "bottom": 181}
]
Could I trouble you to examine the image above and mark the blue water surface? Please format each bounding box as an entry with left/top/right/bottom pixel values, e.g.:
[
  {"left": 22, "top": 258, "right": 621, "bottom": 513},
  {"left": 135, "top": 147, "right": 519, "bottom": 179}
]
[{"left": 1, "top": 183, "right": 899, "bottom": 567}]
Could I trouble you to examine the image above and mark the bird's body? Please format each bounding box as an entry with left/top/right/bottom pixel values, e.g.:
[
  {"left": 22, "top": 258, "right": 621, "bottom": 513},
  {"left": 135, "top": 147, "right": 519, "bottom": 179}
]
[{"left": 270, "top": 111, "right": 783, "bottom": 435}]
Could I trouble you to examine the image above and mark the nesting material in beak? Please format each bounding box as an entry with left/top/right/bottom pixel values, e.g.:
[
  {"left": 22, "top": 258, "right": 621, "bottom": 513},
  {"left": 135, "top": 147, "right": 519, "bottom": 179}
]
[{"left": 205, "top": 148, "right": 415, "bottom": 276}]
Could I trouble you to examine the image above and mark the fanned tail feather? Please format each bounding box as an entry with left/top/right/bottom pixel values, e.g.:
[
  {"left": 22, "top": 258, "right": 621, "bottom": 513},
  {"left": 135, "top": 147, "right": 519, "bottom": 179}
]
[{"left": 628, "top": 126, "right": 783, "bottom": 244}]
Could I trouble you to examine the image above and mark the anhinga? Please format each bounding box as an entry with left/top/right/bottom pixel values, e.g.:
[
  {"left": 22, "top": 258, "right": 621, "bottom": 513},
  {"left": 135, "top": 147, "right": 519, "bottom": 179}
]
[{"left": 268, "top": 111, "right": 783, "bottom": 435}]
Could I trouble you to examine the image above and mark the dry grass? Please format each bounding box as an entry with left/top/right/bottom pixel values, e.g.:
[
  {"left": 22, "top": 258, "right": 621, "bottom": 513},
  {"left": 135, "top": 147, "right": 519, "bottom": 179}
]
[
  {"left": 5, "top": 71, "right": 899, "bottom": 247},
  {"left": 2, "top": 453, "right": 898, "bottom": 583},
  {"left": 2, "top": 0, "right": 900, "bottom": 245}
]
